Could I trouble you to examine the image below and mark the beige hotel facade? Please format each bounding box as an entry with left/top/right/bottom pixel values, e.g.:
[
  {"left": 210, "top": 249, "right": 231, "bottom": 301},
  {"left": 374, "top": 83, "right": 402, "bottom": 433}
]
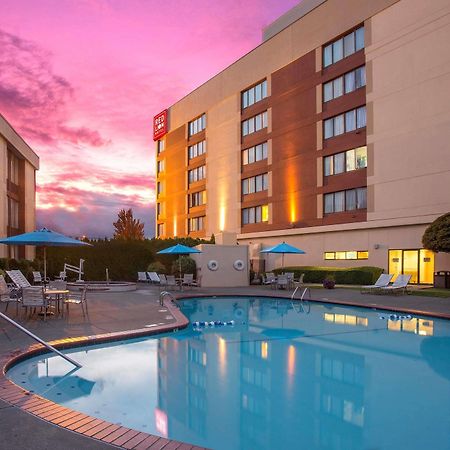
[
  {"left": 155, "top": 0, "right": 450, "bottom": 283},
  {"left": 0, "top": 114, "right": 39, "bottom": 259}
]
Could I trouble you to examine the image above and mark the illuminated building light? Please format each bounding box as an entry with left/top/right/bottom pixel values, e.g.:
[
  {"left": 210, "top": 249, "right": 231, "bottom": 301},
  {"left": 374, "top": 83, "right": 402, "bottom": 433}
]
[
  {"left": 219, "top": 206, "right": 226, "bottom": 231},
  {"left": 173, "top": 216, "right": 177, "bottom": 236},
  {"left": 218, "top": 337, "right": 227, "bottom": 376}
]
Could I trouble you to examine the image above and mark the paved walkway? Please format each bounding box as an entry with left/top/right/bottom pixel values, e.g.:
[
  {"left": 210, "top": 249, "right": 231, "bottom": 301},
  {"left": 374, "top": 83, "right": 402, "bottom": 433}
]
[{"left": 1, "top": 284, "right": 449, "bottom": 449}]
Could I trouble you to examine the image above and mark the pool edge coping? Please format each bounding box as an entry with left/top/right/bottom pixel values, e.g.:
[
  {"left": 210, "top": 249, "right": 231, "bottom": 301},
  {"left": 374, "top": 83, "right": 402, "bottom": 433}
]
[{"left": 1, "top": 293, "right": 449, "bottom": 450}]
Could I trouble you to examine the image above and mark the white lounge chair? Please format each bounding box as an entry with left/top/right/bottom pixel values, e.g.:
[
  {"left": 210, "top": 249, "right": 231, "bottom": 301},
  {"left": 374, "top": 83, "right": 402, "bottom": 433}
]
[
  {"left": 361, "top": 273, "right": 393, "bottom": 294},
  {"left": 0, "top": 275, "right": 21, "bottom": 314},
  {"left": 379, "top": 274, "right": 412, "bottom": 295},
  {"left": 6, "top": 270, "right": 32, "bottom": 289},
  {"left": 147, "top": 272, "right": 161, "bottom": 284},
  {"left": 138, "top": 272, "right": 148, "bottom": 283},
  {"left": 165, "top": 275, "right": 177, "bottom": 289}
]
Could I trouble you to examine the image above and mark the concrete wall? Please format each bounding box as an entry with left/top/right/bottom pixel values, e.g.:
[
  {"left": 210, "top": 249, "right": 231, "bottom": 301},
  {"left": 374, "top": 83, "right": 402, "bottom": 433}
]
[{"left": 192, "top": 244, "right": 249, "bottom": 287}]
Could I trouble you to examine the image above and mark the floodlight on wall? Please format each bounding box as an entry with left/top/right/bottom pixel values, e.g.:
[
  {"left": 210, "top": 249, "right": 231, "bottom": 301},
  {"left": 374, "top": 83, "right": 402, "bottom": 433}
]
[{"left": 374, "top": 244, "right": 380, "bottom": 249}]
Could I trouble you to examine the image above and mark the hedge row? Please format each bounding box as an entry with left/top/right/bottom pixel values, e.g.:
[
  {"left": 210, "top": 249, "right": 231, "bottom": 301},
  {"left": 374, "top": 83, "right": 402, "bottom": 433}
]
[
  {"left": 1, "top": 236, "right": 212, "bottom": 283},
  {"left": 273, "top": 266, "right": 384, "bottom": 285}
]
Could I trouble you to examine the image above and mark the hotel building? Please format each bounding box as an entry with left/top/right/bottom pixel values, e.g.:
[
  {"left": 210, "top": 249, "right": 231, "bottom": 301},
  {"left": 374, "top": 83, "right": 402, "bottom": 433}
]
[
  {"left": 0, "top": 114, "right": 39, "bottom": 259},
  {"left": 154, "top": 0, "right": 450, "bottom": 283}
]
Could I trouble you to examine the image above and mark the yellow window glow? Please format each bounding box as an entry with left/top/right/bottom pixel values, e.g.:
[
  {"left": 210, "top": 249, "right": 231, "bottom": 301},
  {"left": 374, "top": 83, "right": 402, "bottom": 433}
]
[
  {"left": 324, "top": 313, "right": 334, "bottom": 322},
  {"left": 324, "top": 252, "right": 335, "bottom": 260},
  {"left": 261, "top": 341, "right": 268, "bottom": 359},
  {"left": 335, "top": 251, "right": 346, "bottom": 260},
  {"left": 262, "top": 204, "right": 269, "bottom": 222},
  {"left": 357, "top": 251, "right": 369, "bottom": 259},
  {"left": 345, "top": 315, "right": 357, "bottom": 325}
]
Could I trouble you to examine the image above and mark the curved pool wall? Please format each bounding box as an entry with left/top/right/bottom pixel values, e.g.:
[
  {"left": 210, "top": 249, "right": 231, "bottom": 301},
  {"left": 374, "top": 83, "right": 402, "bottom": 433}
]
[
  {"left": 6, "top": 296, "right": 450, "bottom": 450},
  {"left": 67, "top": 281, "right": 137, "bottom": 292}
]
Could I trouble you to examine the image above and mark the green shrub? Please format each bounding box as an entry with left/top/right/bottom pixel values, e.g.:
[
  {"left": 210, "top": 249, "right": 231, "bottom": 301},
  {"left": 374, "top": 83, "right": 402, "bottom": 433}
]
[
  {"left": 147, "top": 261, "right": 167, "bottom": 274},
  {"left": 274, "top": 266, "right": 383, "bottom": 285},
  {"left": 172, "top": 256, "right": 196, "bottom": 277}
]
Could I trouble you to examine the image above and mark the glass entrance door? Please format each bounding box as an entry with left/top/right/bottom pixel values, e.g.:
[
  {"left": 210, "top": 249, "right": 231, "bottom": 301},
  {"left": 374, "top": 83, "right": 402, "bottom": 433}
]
[{"left": 388, "top": 249, "right": 434, "bottom": 284}]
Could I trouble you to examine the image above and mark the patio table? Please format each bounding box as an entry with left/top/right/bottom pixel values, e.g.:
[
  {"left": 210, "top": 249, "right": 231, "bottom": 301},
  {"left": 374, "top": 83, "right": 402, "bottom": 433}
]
[{"left": 44, "top": 289, "right": 69, "bottom": 315}]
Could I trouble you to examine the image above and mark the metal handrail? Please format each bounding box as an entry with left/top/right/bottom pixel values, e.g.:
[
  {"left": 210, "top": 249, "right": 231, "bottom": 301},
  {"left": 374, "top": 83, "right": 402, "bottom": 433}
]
[
  {"left": 0, "top": 312, "right": 82, "bottom": 368},
  {"left": 159, "top": 291, "right": 175, "bottom": 306}
]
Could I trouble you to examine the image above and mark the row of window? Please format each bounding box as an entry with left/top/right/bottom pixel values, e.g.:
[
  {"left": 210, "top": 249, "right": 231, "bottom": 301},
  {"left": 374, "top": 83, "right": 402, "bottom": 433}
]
[
  {"left": 189, "top": 190, "right": 206, "bottom": 208},
  {"left": 188, "top": 114, "right": 206, "bottom": 137},
  {"left": 242, "top": 142, "right": 268, "bottom": 166},
  {"left": 324, "top": 106, "right": 366, "bottom": 139},
  {"left": 242, "top": 80, "right": 268, "bottom": 109},
  {"left": 188, "top": 140, "right": 206, "bottom": 160},
  {"left": 7, "top": 197, "right": 19, "bottom": 229},
  {"left": 323, "top": 66, "right": 366, "bottom": 103},
  {"left": 323, "top": 26, "right": 364, "bottom": 68},
  {"left": 8, "top": 152, "right": 20, "bottom": 185},
  {"left": 242, "top": 111, "right": 268, "bottom": 137},
  {"left": 188, "top": 165, "right": 206, "bottom": 184},
  {"left": 324, "top": 187, "right": 367, "bottom": 214},
  {"left": 324, "top": 251, "right": 369, "bottom": 260},
  {"left": 242, "top": 173, "right": 268, "bottom": 195},
  {"left": 242, "top": 205, "right": 268, "bottom": 225},
  {"left": 157, "top": 160, "right": 164, "bottom": 173},
  {"left": 324, "top": 146, "right": 367, "bottom": 176}
]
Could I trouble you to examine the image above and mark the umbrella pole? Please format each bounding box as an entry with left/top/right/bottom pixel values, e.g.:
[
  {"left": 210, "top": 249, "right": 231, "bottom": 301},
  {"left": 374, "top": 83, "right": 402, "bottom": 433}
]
[{"left": 44, "top": 247, "right": 47, "bottom": 283}]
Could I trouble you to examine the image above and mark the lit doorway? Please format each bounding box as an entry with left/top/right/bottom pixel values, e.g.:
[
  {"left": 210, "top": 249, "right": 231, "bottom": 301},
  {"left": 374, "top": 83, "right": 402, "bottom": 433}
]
[{"left": 388, "top": 249, "right": 434, "bottom": 284}]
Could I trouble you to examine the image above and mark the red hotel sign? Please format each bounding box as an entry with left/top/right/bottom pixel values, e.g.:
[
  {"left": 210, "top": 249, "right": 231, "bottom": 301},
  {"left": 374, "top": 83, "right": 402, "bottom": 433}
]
[{"left": 153, "top": 110, "right": 168, "bottom": 141}]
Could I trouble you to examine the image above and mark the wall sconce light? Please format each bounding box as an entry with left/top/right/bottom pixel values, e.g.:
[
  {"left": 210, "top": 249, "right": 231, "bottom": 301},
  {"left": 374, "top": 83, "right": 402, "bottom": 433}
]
[{"left": 374, "top": 243, "right": 380, "bottom": 249}]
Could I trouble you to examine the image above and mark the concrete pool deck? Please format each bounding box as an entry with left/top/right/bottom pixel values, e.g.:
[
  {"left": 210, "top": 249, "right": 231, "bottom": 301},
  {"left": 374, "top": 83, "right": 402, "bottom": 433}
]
[{"left": 1, "top": 284, "right": 449, "bottom": 449}]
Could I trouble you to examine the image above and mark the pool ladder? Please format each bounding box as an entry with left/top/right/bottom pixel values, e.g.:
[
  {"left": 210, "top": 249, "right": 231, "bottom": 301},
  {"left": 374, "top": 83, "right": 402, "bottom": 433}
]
[
  {"left": 159, "top": 291, "right": 175, "bottom": 306},
  {"left": 0, "top": 312, "right": 82, "bottom": 368},
  {"left": 291, "top": 286, "right": 311, "bottom": 301}
]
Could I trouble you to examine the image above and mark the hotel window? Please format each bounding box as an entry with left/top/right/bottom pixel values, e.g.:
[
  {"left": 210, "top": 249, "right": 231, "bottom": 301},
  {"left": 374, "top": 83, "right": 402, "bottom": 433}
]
[
  {"left": 242, "top": 173, "right": 268, "bottom": 195},
  {"left": 242, "top": 205, "right": 268, "bottom": 225},
  {"left": 7, "top": 197, "right": 19, "bottom": 229},
  {"left": 324, "top": 146, "right": 367, "bottom": 176},
  {"left": 156, "top": 202, "right": 164, "bottom": 218},
  {"left": 324, "top": 251, "right": 369, "bottom": 260},
  {"left": 323, "top": 106, "right": 366, "bottom": 139},
  {"left": 242, "top": 80, "right": 268, "bottom": 109},
  {"left": 156, "top": 181, "right": 163, "bottom": 196},
  {"left": 189, "top": 190, "right": 206, "bottom": 208},
  {"left": 188, "top": 140, "right": 206, "bottom": 160},
  {"left": 188, "top": 216, "right": 205, "bottom": 232},
  {"left": 157, "top": 223, "right": 164, "bottom": 237},
  {"left": 188, "top": 114, "right": 206, "bottom": 137},
  {"left": 8, "top": 151, "right": 20, "bottom": 185},
  {"left": 323, "top": 66, "right": 366, "bottom": 102},
  {"left": 323, "top": 26, "right": 365, "bottom": 68},
  {"left": 188, "top": 165, "right": 206, "bottom": 184},
  {"left": 242, "top": 111, "right": 268, "bottom": 137},
  {"left": 242, "top": 142, "right": 268, "bottom": 165},
  {"left": 324, "top": 187, "right": 367, "bottom": 213},
  {"left": 156, "top": 139, "right": 165, "bottom": 154},
  {"left": 157, "top": 160, "right": 165, "bottom": 173}
]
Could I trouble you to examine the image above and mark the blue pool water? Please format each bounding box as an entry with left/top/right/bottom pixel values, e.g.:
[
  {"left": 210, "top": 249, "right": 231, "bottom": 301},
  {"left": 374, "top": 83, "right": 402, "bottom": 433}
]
[{"left": 7, "top": 297, "right": 450, "bottom": 450}]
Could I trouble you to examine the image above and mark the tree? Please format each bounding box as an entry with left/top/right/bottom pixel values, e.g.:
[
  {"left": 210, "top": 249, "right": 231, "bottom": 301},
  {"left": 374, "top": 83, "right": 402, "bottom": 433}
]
[
  {"left": 422, "top": 213, "right": 450, "bottom": 253},
  {"left": 113, "top": 209, "right": 145, "bottom": 240}
]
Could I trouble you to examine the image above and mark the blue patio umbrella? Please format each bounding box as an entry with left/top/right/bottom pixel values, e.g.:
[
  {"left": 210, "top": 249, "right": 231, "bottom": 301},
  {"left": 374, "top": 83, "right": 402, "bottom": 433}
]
[
  {"left": 260, "top": 241, "right": 306, "bottom": 269},
  {"left": 0, "top": 228, "right": 92, "bottom": 281},
  {"left": 157, "top": 244, "right": 201, "bottom": 277}
]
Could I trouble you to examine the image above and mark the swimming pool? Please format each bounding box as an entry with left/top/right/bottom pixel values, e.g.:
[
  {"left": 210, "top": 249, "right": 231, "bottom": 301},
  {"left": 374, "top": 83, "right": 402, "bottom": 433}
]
[{"left": 7, "top": 296, "right": 450, "bottom": 450}]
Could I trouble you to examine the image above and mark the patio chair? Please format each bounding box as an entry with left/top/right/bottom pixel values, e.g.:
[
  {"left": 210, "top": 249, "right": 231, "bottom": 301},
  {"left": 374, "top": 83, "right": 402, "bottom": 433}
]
[
  {"left": 361, "top": 273, "right": 393, "bottom": 294},
  {"left": 64, "top": 286, "right": 88, "bottom": 316},
  {"left": 48, "top": 280, "right": 67, "bottom": 290},
  {"left": 0, "top": 275, "right": 21, "bottom": 314},
  {"left": 22, "top": 286, "right": 47, "bottom": 320},
  {"left": 138, "top": 272, "right": 148, "bottom": 283},
  {"left": 165, "top": 275, "right": 177, "bottom": 289},
  {"left": 285, "top": 272, "right": 295, "bottom": 289},
  {"left": 181, "top": 273, "right": 194, "bottom": 289},
  {"left": 147, "top": 272, "right": 161, "bottom": 284},
  {"left": 6, "top": 270, "right": 32, "bottom": 289},
  {"left": 55, "top": 271, "right": 67, "bottom": 281},
  {"left": 378, "top": 274, "right": 412, "bottom": 295},
  {"left": 276, "top": 274, "right": 289, "bottom": 290},
  {"left": 263, "top": 272, "right": 277, "bottom": 289}
]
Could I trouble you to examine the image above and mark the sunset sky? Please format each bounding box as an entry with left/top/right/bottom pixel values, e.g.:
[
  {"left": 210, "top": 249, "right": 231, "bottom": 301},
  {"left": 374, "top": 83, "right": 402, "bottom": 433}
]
[{"left": 0, "top": 0, "right": 298, "bottom": 237}]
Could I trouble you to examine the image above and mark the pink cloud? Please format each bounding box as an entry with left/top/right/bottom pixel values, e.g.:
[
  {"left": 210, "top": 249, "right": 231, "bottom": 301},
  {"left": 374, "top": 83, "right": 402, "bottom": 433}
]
[{"left": 0, "top": 0, "right": 299, "bottom": 238}]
